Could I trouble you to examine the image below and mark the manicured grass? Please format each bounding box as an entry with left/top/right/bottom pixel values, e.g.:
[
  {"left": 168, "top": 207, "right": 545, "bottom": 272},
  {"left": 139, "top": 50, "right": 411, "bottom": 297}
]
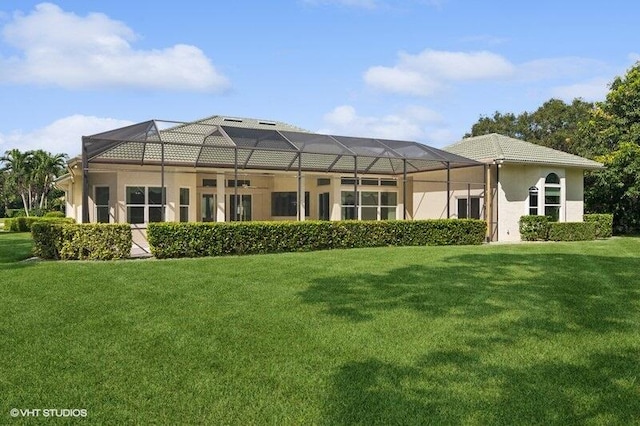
[{"left": 1, "top": 232, "right": 639, "bottom": 424}]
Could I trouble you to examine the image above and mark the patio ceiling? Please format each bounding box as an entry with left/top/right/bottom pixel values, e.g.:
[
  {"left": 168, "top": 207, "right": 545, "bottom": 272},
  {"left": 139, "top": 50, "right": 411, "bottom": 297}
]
[{"left": 83, "top": 117, "right": 480, "bottom": 175}]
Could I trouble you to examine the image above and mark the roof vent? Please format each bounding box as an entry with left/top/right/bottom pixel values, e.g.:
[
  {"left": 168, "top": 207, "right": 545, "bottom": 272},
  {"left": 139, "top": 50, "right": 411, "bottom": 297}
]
[
  {"left": 223, "top": 118, "right": 243, "bottom": 123},
  {"left": 258, "top": 121, "right": 277, "bottom": 126}
]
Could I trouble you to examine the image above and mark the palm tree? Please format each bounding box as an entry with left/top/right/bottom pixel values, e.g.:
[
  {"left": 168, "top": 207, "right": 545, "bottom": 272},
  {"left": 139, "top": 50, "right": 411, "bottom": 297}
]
[
  {"left": 31, "top": 150, "right": 68, "bottom": 209},
  {"left": 1, "top": 149, "right": 33, "bottom": 216}
]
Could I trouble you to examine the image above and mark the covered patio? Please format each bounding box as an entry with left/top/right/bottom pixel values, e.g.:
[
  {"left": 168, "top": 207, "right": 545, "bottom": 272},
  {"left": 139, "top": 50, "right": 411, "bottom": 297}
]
[{"left": 77, "top": 115, "right": 484, "bottom": 224}]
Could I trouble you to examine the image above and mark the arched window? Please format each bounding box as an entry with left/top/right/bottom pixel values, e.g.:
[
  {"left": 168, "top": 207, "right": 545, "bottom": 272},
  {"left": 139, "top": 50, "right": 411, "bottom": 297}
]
[
  {"left": 544, "top": 173, "right": 561, "bottom": 221},
  {"left": 528, "top": 186, "right": 538, "bottom": 215}
]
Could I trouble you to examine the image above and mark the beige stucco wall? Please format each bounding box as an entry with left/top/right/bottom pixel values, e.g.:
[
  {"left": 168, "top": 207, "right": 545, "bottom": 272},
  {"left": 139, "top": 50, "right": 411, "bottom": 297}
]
[
  {"left": 411, "top": 166, "right": 485, "bottom": 219},
  {"left": 497, "top": 164, "right": 585, "bottom": 241},
  {"left": 66, "top": 164, "right": 404, "bottom": 224}
]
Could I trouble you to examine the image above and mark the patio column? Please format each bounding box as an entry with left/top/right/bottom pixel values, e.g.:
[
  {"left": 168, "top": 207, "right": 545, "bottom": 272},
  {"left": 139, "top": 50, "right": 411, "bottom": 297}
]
[
  {"left": 297, "top": 154, "right": 305, "bottom": 221},
  {"left": 446, "top": 162, "right": 451, "bottom": 219},
  {"left": 216, "top": 173, "right": 225, "bottom": 222},
  {"left": 81, "top": 137, "right": 89, "bottom": 223},
  {"left": 403, "top": 159, "right": 407, "bottom": 220}
]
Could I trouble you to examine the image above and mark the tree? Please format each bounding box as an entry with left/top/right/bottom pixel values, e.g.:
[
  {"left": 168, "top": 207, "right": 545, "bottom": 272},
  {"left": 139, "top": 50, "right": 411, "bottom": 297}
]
[
  {"left": 585, "top": 143, "right": 640, "bottom": 233},
  {"left": 1, "top": 149, "right": 33, "bottom": 216},
  {"left": 0, "top": 149, "right": 68, "bottom": 216},
  {"left": 583, "top": 61, "right": 640, "bottom": 157},
  {"left": 466, "top": 98, "right": 594, "bottom": 157},
  {"left": 30, "top": 150, "right": 67, "bottom": 209}
]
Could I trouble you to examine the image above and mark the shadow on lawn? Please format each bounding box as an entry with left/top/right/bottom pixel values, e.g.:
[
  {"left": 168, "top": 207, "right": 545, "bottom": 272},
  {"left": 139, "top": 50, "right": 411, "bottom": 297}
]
[
  {"left": 322, "top": 349, "right": 640, "bottom": 425},
  {"left": 300, "top": 252, "right": 640, "bottom": 333},
  {"left": 310, "top": 251, "right": 640, "bottom": 424}
]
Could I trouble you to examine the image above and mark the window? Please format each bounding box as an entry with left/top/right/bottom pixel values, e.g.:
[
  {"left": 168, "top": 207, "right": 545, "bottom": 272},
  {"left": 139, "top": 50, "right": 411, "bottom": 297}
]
[
  {"left": 126, "top": 186, "right": 165, "bottom": 224},
  {"left": 339, "top": 177, "right": 398, "bottom": 187},
  {"left": 341, "top": 178, "right": 357, "bottom": 186},
  {"left": 341, "top": 191, "right": 398, "bottom": 220},
  {"left": 95, "top": 187, "right": 109, "bottom": 223},
  {"left": 457, "top": 197, "right": 481, "bottom": 219},
  {"left": 227, "top": 179, "right": 251, "bottom": 187},
  {"left": 180, "top": 188, "right": 190, "bottom": 222},
  {"left": 341, "top": 191, "right": 356, "bottom": 220},
  {"left": 528, "top": 186, "right": 539, "bottom": 215},
  {"left": 271, "top": 192, "right": 310, "bottom": 216},
  {"left": 202, "top": 179, "right": 217, "bottom": 187},
  {"left": 317, "top": 178, "right": 330, "bottom": 186},
  {"left": 544, "top": 173, "right": 561, "bottom": 221}
]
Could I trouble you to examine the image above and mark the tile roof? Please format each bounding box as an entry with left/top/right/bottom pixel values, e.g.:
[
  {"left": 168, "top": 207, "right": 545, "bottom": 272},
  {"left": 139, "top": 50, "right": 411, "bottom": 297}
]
[{"left": 444, "top": 133, "right": 603, "bottom": 169}]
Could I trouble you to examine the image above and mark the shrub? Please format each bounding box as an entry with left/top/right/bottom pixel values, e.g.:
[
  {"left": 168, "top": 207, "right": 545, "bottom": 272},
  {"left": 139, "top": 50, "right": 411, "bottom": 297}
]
[
  {"left": 147, "top": 219, "right": 487, "bottom": 259},
  {"left": 6, "top": 217, "right": 75, "bottom": 232},
  {"left": 44, "top": 211, "right": 65, "bottom": 218},
  {"left": 31, "top": 222, "right": 64, "bottom": 259},
  {"left": 583, "top": 213, "right": 613, "bottom": 238},
  {"left": 519, "top": 216, "right": 550, "bottom": 241},
  {"left": 32, "top": 223, "right": 131, "bottom": 260},
  {"left": 547, "top": 222, "right": 597, "bottom": 241}
]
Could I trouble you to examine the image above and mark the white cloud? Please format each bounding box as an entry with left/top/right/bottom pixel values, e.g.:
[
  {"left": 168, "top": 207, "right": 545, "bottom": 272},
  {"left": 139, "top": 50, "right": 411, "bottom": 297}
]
[
  {"left": 0, "top": 115, "right": 134, "bottom": 157},
  {"left": 551, "top": 78, "right": 610, "bottom": 102},
  {"left": 0, "top": 3, "right": 229, "bottom": 92},
  {"left": 364, "top": 49, "right": 515, "bottom": 96},
  {"left": 518, "top": 57, "right": 609, "bottom": 81},
  {"left": 319, "top": 104, "right": 445, "bottom": 141}
]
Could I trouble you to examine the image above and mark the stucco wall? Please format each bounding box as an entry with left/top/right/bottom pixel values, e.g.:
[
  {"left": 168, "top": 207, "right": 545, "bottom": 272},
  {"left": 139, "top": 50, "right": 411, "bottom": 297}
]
[
  {"left": 497, "top": 164, "right": 585, "bottom": 241},
  {"left": 411, "top": 167, "right": 485, "bottom": 219}
]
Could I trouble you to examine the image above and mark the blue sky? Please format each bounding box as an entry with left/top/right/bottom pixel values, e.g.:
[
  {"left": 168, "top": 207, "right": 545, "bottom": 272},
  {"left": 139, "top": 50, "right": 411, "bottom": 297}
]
[{"left": 1, "top": 0, "right": 638, "bottom": 157}]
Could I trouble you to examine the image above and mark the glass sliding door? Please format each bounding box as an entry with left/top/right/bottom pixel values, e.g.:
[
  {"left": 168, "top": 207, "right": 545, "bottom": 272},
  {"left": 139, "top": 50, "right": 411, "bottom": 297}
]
[
  {"left": 319, "top": 192, "right": 330, "bottom": 220},
  {"left": 229, "top": 194, "right": 252, "bottom": 221},
  {"left": 201, "top": 194, "right": 216, "bottom": 222}
]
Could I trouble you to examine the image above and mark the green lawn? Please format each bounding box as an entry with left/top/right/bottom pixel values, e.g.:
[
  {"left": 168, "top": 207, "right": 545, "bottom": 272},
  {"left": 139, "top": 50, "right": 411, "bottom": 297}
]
[{"left": 1, "top": 233, "right": 639, "bottom": 425}]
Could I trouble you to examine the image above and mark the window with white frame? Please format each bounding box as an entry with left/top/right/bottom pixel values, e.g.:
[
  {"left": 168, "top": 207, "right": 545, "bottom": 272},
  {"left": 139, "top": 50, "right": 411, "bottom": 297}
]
[
  {"left": 341, "top": 191, "right": 397, "bottom": 220},
  {"left": 544, "top": 173, "right": 561, "bottom": 221},
  {"left": 95, "top": 186, "right": 110, "bottom": 223},
  {"left": 126, "top": 186, "right": 165, "bottom": 224},
  {"left": 528, "top": 186, "right": 539, "bottom": 215}
]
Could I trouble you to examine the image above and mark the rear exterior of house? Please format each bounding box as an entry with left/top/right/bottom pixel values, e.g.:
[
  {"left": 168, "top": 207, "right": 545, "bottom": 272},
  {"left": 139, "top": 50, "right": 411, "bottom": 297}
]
[
  {"left": 55, "top": 115, "right": 483, "bottom": 238},
  {"left": 55, "top": 118, "right": 602, "bottom": 243}
]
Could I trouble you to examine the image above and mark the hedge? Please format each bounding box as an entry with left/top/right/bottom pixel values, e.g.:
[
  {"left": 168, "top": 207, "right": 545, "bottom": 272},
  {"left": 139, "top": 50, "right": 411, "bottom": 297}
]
[
  {"left": 147, "top": 219, "right": 487, "bottom": 259},
  {"left": 5, "top": 216, "right": 75, "bottom": 232},
  {"left": 547, "top": 222, "right": 597, "bottom": 241},
  {"left": 519, "top": 216, "right": 550, "bottom": 241},
  {"left": 583, "top": 213, "right": 613, "bottom": 238},
  {"left": 32, "top": 223, "right": 132, "bottom": 260}
]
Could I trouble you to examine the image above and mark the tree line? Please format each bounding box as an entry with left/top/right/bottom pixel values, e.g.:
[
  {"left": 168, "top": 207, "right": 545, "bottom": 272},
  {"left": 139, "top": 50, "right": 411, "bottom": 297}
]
[
  {"left": 0, "top": 149, "right": 68, "bottom": 217},
  {"left": 466, "top": 62, "right": 640, "bottom": 233}
]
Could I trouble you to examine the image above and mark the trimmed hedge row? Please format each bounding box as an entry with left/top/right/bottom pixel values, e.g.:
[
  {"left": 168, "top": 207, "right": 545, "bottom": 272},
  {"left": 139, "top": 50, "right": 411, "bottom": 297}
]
[
  {"left": 31, "top": 223, "right": 132, "bottom": 260},
  {"left": 519, "top": 215, "right": 607, "bottom": 242},
  {"left": 583, "top": 213, "right": 613, "bottom": 238},
  {"left": 548, "top": 222, "right": 597, "bottom": 241},
  {"left": 5, "top": 216, "right": 75, "bottom": 232},
  {"left": 147, "top": 219, "right": 487, "bottom": 259}
]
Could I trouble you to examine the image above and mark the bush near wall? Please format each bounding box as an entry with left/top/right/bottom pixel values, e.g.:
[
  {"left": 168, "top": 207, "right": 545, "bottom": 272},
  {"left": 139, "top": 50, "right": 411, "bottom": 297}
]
[
  {"left": 547, "top": 222, "right": 597, "bottom": 241},
  {"left": 5, "top": 217, "right": 75, "bottom": 232},
  {"left": 583, "top": 214, "right": 614, "bottom": 238},
  {"left": 32, "top": 223, "right": 131, "bottom": 260},
  {"left": 147, "top": 219, "right": 487, "bottom": 259},
  {"left": 519, "top": 216, "right": 550, "bottom": 241}
]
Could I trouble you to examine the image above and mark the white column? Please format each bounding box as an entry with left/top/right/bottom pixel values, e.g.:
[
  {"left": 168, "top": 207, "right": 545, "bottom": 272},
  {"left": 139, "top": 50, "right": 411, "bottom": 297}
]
[
  {"left": 298, "top": 174, "right": 306, "bottom": 221},
  {"left": 216, "top": 173, "right": 226, "bottom": 222}
]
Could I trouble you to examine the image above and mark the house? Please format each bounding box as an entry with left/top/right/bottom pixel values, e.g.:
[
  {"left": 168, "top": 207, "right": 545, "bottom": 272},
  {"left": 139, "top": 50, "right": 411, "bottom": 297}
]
[
  {"left": 442, "top": 133, "right": 603, "bottom": 241},
  {"left": 55, "top": 116, "right": 602, "bottom": 243}
]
